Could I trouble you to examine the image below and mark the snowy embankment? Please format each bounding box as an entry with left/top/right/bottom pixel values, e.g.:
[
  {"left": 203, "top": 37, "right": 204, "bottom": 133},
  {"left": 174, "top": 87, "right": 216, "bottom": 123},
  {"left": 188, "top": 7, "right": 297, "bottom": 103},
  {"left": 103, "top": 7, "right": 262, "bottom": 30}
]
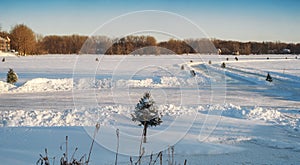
[
  {"left": 0, "top": 80, "right": 16, "bottom": 93},
  {"left": 1, "top": 78, "right": 73, "bottom": 93},
  {"left": 1, "top": 103, "right": 299, "bottom": 130},
  {"left": 0, "top": 76, "right": 204, "bottom": 93}
]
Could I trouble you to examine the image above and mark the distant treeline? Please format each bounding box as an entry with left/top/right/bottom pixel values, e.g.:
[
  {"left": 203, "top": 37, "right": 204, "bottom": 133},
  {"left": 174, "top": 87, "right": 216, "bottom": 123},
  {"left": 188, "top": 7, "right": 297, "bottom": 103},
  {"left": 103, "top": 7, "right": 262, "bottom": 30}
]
[{"left": 1, "top": 24, "right": 300, "bottom": 55}]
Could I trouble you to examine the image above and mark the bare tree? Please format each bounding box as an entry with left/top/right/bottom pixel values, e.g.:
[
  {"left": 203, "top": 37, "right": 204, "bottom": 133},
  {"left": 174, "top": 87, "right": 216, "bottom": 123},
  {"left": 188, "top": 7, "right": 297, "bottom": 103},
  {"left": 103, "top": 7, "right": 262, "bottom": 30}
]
[{"left": 10, "top": 24, "right": 36, "bottom": 55}]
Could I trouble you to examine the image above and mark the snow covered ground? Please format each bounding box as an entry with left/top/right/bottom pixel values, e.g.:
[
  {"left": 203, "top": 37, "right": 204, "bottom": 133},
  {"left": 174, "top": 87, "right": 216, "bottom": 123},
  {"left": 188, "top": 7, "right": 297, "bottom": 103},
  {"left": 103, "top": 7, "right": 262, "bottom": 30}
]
[{"left": 0, "top": 54, "right": 300, "bottom": 164}]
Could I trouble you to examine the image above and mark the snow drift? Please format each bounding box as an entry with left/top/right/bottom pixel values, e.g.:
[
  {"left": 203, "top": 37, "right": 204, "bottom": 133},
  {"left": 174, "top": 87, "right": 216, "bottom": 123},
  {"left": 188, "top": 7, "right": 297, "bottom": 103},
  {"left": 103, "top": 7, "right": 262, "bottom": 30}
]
[
  {"left": 1, "top": 104, "right": 299, "bottom": 130},
  {"left": 0, "top": 76, "right": 204, "bottom": 93}
]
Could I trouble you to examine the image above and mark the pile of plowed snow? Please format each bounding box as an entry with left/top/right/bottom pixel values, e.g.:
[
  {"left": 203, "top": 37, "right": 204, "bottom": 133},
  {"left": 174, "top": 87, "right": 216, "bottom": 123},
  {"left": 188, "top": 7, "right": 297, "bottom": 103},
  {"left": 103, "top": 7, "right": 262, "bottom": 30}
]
[
  {"left": 0, "top": 104, "right": 197, "bottom": 127},
  {"left": 201, "top": 103, "right": 300, "bottom": 130},
  {"left": 0, "top": 76, "right": 205, "bottom": 93},
  {"left": 12, "top": 78, "right": 73, "bottom": 93},
  {"left": 1, "top": 103, "right": 298, "bottom": 129},
  {"left": 0, "top": 81, "right": 16, "bottom": 93}
]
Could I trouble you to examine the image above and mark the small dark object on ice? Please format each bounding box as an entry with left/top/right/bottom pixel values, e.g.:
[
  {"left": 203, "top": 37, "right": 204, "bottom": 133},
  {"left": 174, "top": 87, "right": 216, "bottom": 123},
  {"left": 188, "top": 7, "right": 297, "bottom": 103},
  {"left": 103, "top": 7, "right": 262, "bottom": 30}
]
[
  {"left": 266, "top": 72, "right": 273, "bottom": 82},
  {"left": 2, "top": 57, "right": 5, "bottom": 62},
  {"left": 221, "top": 62, "right": 226, "bottom": 68},
  {"left": 235, "top": 57, "right": 238, "bottom": 61},
  {"left": 181, "top": 65, "right": 184, "bottom": 70},
  {"left": 190, "top": 70, "right": 196, "bottom": 77}
]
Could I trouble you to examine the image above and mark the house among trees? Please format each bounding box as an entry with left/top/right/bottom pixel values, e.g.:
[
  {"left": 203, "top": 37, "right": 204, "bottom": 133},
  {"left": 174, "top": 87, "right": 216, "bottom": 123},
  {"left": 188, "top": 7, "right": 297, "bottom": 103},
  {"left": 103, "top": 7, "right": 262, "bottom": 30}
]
[
  {"left": 232, "top": 51, "right": 239, "bottom": 55},
  {"left": 217, "top": 48, "right": 222, "bottom": 55},
  {"left": 281, "top": 48, "right": 291, "bottom": 54},
  {"left": 0, "top": 36, "right": 10, "bottom": 52}
]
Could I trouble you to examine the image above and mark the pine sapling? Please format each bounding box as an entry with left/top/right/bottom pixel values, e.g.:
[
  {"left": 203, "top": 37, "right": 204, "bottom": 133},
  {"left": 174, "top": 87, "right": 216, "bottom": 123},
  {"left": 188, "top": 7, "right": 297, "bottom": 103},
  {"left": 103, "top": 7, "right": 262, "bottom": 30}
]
[
  {"left": 132, "top": 92, "right": 162, "bottom": 143},
  {"left": 7, "top": 68, "right": 18, "bottom": 84}
]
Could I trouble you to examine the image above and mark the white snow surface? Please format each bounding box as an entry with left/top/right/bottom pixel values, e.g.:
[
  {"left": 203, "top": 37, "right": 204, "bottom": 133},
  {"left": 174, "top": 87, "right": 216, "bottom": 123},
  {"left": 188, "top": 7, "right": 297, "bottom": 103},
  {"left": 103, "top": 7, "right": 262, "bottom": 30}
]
[
  {"left": 1, "top": 104, "right": 299, "bottom": 130},
  {"left": 0, "top": 54, "right": 300, "bottom": 164},
  {"left": 0, "top": 81, "right": 16, "bottom": 93},
  {"left": 0, "top": 76, "right": 200, "bottom": 93}
]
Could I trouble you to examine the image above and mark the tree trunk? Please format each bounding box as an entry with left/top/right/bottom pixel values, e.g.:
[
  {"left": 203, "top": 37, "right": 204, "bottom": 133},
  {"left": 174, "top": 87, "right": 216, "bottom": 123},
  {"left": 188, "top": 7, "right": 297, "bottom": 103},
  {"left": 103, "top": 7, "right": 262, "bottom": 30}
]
[{"left": 143, "top": 123, "right": 148, "bottom": 143}]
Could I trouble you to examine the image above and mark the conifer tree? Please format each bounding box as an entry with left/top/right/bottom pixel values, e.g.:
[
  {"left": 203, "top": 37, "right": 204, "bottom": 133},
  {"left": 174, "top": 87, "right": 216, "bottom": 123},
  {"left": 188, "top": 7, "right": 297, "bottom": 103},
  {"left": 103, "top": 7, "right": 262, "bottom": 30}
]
[
  {"left": 132, "top": 92, "right": 162, "bottom": 143},
  {"left": 7, "top": 68, "right": 18, "bottom": 84}
]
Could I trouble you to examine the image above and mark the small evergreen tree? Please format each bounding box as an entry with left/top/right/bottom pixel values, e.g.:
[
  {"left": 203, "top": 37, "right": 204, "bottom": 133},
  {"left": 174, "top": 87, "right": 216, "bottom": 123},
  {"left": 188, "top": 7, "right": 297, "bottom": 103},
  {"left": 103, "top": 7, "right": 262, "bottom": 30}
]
[
  {"left": 132, "top": 92, "right": 162, "bottom": 143},
  {"left": 266, "top": 72, "right": 273, "bottom": 82},
  {"left": 7, "top": 68, "right": 18, "bottom": 84}
]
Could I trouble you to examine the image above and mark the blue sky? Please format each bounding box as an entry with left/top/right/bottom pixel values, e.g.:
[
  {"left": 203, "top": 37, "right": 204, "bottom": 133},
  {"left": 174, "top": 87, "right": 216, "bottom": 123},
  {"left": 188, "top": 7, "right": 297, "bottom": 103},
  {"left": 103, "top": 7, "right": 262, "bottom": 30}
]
[{"left": 0, "top": 0, "right": 299, "bottom": 42}]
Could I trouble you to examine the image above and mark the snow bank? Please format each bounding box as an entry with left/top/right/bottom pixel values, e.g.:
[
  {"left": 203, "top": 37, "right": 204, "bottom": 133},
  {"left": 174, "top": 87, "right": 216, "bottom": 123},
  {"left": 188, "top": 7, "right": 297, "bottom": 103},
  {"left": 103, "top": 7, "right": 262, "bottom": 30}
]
[
  {"left": 117, "top": 77, "right": 191, "bottom": 88},
  {"left": 1, "top": 76, "right": 204, "bottom": 93},
  {"left": 201, "top": 103, "right": 300, "bottom": 130},
  {"left": 1, "top": 104, "right": 299, "bottom": 129},
  {"left": 0, "top": 81, "right": 16, "bottom": 93},
  {"left": 247, "top": 107, "right": 300, "bottom": 128},
  {"left": 12, "top": 78, "right": 73, "bottom": 93},
  {"left": 0, "top": 104, "right": 197, "bottom": 127},
  {"left": 0, "top": 105, "right": 188, "bottom": 127},
  {"left": 1, "top": 79, "right": 73, "bottom": 94},
  {"left": 0, "top": 107, "right": 115, "bottom": 127},
  {"left": 116, "top": 78, "right": 155, "bottom": 88},
  {"left": 74, "top": 78, "right": 112, "bottom": 89}
]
